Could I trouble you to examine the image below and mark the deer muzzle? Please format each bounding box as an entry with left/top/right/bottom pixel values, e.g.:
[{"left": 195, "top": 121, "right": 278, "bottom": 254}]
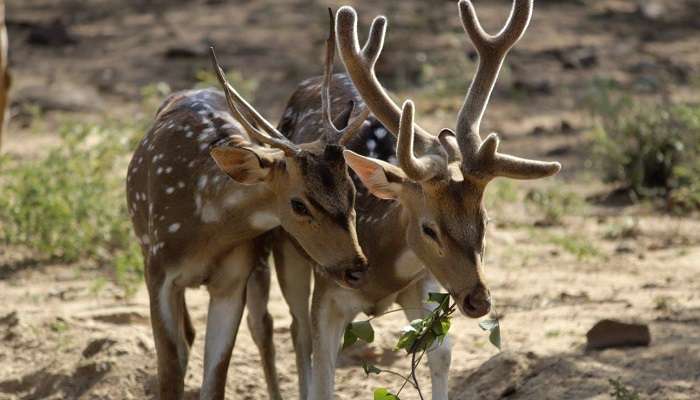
[
  {"left": 329, "top": 255, "right": 369, "bottom": 289},
  {"left": 459, "top": 283, "right": 491, "bottom": 318}
]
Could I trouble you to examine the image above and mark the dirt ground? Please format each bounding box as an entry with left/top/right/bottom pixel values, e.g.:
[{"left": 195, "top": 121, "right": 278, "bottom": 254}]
[{"left": 1, "top": 0, "right": 700, "bottom": 399}]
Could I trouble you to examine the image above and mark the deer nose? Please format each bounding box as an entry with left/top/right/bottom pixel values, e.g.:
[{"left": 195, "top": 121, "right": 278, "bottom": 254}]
[
  {"left": 462, "top": 285, "right": 491, "bottom": 318},
  {"left": 340, "top": 256, "right": 368, "bottom": 289}
]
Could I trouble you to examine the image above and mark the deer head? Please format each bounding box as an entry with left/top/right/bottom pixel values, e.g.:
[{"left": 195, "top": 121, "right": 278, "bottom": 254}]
[
  {"left": 337, "top": 1, "right": 561, "bottom": 314},
  {"left": 209, "top": 31, "right": 370, "bottom": 288}
]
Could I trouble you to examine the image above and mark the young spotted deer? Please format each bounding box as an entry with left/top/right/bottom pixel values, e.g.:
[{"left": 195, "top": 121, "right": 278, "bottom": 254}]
[
  {"left": 258, "top": 1, "right": 561, "bottom": 399},
  {"left": 126, "top": 47, "right": 369, "bottom": 399}
]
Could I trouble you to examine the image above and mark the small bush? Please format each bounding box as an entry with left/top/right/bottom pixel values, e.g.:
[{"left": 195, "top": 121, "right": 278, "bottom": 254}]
[
  {"left": 546, "top": 233, "right": 599, "bottom": 261},
  {"left": 0, "top": 119, "right": 142, "bottom": 290},
  {"left": 609, "top": 377, "right": 641, "bottom": 400},
  {"left": 525, "top": 187, "right": 584, "bottom": 226},
  {"left": 586, "top": 82, "right": 700, "bottom": 212}
]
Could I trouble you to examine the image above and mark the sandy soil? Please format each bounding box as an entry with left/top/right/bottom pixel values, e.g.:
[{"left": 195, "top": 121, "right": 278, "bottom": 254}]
[{"left": 2, "top": 0, "right": 700, "bottom": 399}]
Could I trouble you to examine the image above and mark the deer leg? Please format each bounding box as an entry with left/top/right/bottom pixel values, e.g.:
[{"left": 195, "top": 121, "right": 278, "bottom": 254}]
[
  {"left": 146, "top": 262, "right": 191, "bottom": 400},
  {"left": 200, "top": 243, "right": 256, "bottom": 400},
  {"left": 245, "top": 237, "right": 283, "bottom": 400},
  {"left": 272, "top": 234, "right": 313, "bottom": 399},
  {"left": 396, "top": 276, "right": 452, "bottom": 400},
  {"left": 310, "top": 280, "right": 351, "bottom": 400}
]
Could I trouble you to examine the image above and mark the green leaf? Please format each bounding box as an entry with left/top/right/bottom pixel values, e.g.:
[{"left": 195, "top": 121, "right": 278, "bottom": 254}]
[
  {"left": 489, "top": 324, "right": 501, "bottom": 350},
  {"left": 479, "top": 318, "right": 501, "bottom": 350},
  {"left": 478, "top": 318, "right": 498, "bottom": 331},
  {"left": 374, "top": 388, "right": 400, "bottom": 400},
  {"left": 441, "top": 319, "right": 451, "bottom": 334},
  {"left": 431, "top": 317, "right": 451, "bottom": 336},
  {"left": 428, "top": 292, "right": 450, "bottom": 311},
  {"left": 342, "top": 326, "right": 358, "bottom": 349},
  {"left": 362, "top": 361, "right": 382, "bottom": 375},
  {"left": 349, "top": 320, "right": 375, "bottom": 343},
  {"left": 395, "top": 330, "right": 417, "bottom": 352}
]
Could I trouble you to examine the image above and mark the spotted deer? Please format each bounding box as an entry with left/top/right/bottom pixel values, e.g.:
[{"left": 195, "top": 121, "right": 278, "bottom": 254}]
[
  {"left": 126, "top": 43, "right": 370, "bottom": 398},
  {"left": 250, "top": 1, "right": 561, "bottom": 399},
  {"left": 0, "top": 0, "right": 10, "bottom": 150}
]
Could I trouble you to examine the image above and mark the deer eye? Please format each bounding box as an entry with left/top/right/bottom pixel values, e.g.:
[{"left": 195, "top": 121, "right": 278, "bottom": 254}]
[
  {"left": 290, "top": 199, "right": 310, "bottom": 217},
  {"left": 421, "top": 224, "right": 439, "bottom": 242}
]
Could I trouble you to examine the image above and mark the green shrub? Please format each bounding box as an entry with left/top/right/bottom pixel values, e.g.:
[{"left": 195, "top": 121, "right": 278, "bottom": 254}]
[
  {"left": 525, "top": 187, "right": 584, "bottom": 226},
  {"left": 0, "top": 119, "right": 142, "bottom": 289},
  {"left": 609, "top": 377, "right": 641, "bottom": 400},
  {"left": 587, "top": 82, "right": 700, "bottom": 212}
]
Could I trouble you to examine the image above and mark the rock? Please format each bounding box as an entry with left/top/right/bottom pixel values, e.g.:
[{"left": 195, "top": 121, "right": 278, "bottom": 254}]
[
  {"left": 450, "top": 351, "right": 538, "bottom": 399},
  {"left": 0, "top": 311, "right": 19, "bottom": 328},
  {"left": 90, "top": 310, "right": 149, "bottom": 325},
  {"left": 546, "top": 145, "right": 571, "bottom": 157},
  {"left": 27, "top": 19, "right": 78, "bottom": 46},
  {"left": 543, "top": 46, "right": 598, "bottom": 70},
  {"left": 615, "top": 242, "right": 635, "bottom": 254},
  {"left": 164, "top": 44, "right": 207, "bottom": 59},
  {"left": 82, "top": 338, "right": 117, "bottom": 358},
  {"left": 513, "top": 78, "right": 552, "bottom": 95},
  {"left": 586, "top": 319, "right": 651, "bottom": 350}
]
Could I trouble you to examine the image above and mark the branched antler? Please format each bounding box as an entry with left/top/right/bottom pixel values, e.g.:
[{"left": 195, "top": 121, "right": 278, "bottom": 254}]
[
  {"left": 456, "top": 0, "right": 560, "bottom": 180},
  {"left": 321, "top": 8, "right": 370, "bottom": 146},
  {"left": 210, "top": 47, "right": 300, "bottom": 156},
  {"left": 336, "top": 6, "right": 447, "bottom": 182}
]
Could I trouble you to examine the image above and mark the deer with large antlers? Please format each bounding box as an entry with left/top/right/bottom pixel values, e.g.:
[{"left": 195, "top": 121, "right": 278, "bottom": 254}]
[
  {"left": 126, "top": 42, "right": 369, "bottom": 398},
  {"left": 249, "top": 1, "right": 561, "bottom": 398}
]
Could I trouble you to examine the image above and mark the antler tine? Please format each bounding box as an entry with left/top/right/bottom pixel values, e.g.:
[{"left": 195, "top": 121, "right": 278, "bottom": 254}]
[
  {"left": 210, "top": 47, "right": 299, "bottom": 156},
  {"left": 321, "top": 8, "right": 340, "bottom": 137},
  {"left": 337, "top": 103, "right": 370, "bottom": 146},
  {"left": 455, "top": 0, "right": 533, "bottom": 161},
  {"left": 336, "top": 6, "right": 433, "bottom": 143},
  {"left": 321, "top": 8, "right": 371, "bottom": 146},
  {"left": 336, "top": 6, "right": 447, "bottom": 180},
  {"left": 474, "top": 132, "right": 560, "bottom": 179},
  {"left": 397, "top": 100, "right": 443, "bottom": 181},
  {"left": 209, "top": 47, "right": 289, "bottom": 142}
]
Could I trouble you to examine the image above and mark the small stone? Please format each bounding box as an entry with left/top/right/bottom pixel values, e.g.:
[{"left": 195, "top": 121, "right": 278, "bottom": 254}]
[
  {"left": 586, "top": 319, "right": 651, "bottom": 350},
  {"left": 615, "top": 242, "right": 635, "bottom": 254},
  {"left": 82, "top": 338, "right": 117, "bottom": 358}
]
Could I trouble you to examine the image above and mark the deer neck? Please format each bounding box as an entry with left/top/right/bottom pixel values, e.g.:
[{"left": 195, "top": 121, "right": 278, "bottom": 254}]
[{"left": 355, "top": 199, "right": 425, "bottom": 295}]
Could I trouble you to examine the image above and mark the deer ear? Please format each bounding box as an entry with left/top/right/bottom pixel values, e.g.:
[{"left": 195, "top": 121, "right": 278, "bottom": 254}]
[
  {"left": 343, "top": 150, "right": 406, "bottom": 200},
  {"left": 210, "top": 145, "right": 284, "bottom": 185}
]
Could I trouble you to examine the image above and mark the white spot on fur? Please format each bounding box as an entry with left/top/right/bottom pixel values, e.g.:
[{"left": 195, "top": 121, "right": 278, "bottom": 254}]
[
  {"left": 177, "top": 181, "right": 185, "bottom": 189},
  {"left": 165, "top": 187, "right": 175, "bottom": 194},
  {"left": 249, "top": 212, "right": 280, "bottom": 231},
  {"left": 195, "top": 194, "right": 203, "bottom": 212},
  {"left": 223, "top": 191, "right": 245, "bottom": 209},
  {"left": 201, "top": 203, "right": 222, "bottom": 223},
  {"left": 141, "top": 234, "right": 150, "bottom": 245},
  {"left": 197, "top": 175, "right": 208, "bottom": 191},
  {"left": 156, "top": 167, "right": 164, "bottom": 175},
  {"left": 165, "top": 166, "right": 173, "bottom": 174},
  {"left": 168, "top": 223, "right": 181, "bottom": 233},
  {"left": 394, "top": 250, "right": 423, "bottom": 282}
]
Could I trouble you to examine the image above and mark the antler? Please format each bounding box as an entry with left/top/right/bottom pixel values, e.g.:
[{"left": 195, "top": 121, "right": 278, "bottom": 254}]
[
  {"left": 456, "top": 0, "right": 560, "bottom": 179},
  {"left": 321, "top": 8, "right": 370, "bottom": 146},
  {"left": 210, "top": 47, "right": 300, "bottom": 156},
  {"left": 336, "top": 6, "right": 447, "bottom": 181}
]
